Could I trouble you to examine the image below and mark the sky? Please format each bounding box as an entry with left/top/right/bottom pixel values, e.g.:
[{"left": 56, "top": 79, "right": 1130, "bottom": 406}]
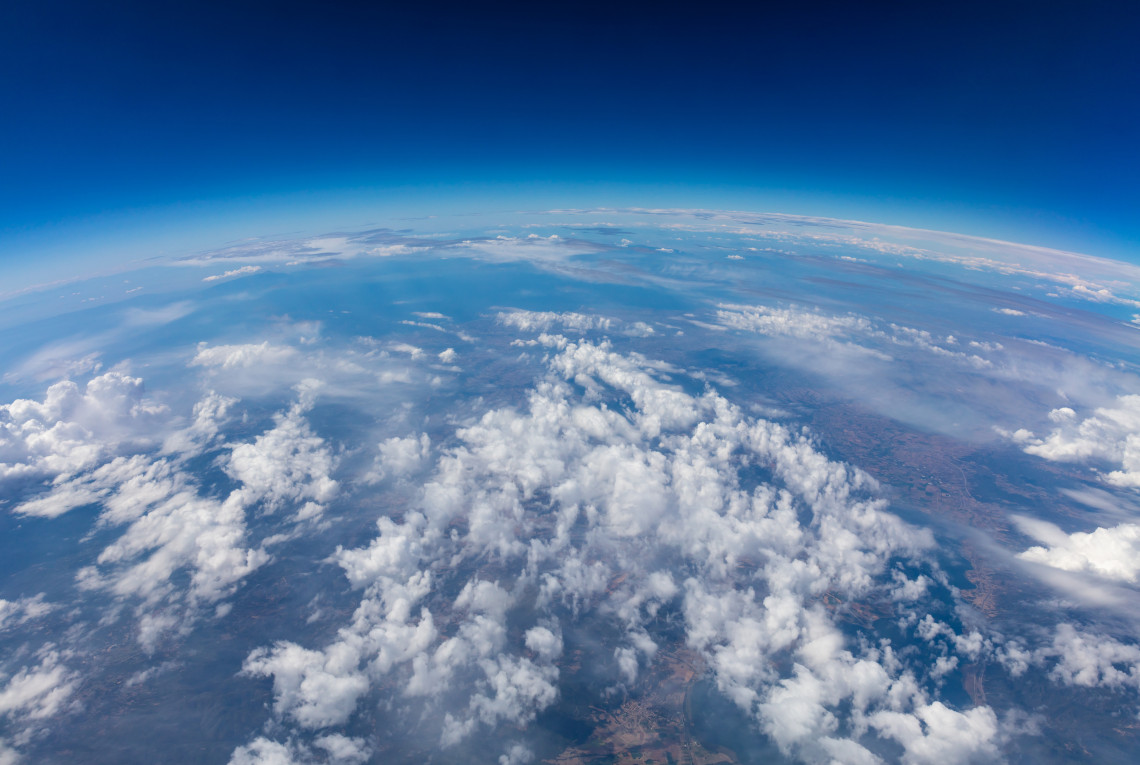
[{"left": 2, "top": 0, "right": 1139, "bottom": 284}]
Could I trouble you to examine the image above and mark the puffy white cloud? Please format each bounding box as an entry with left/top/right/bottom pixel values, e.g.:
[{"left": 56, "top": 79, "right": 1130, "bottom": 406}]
[
  {"left": 0, "top": 376, "right": 333, "bottom": 650},
  {"left": 0, "top": 651, "right": 77, "bottom": 723},
  {"left": 1, "top": 372, "right": 166, "bottom": 485},
  {"left": 229, "top": 738, "right": 301, "bottom": 765},
  {"left": 228, "top": 735, "right": 369, "bottom": 765},
  {"left": 241, "top": 642, "right": 371, "bottom": 730},
  {"left": 457, "top": 234, "right": 602, "bottom": 265},
  {"left": 498, "top": 742, "right": 534, "bottom": 765},
  {"left": 367, "top": 433, "right": 430, "bottom": 483},
  {"left": 524, "top": 626, "right": 562, "bottom": 661},
  {"left": 191, "top": 342, "right": 298, "bottom": 369},
  {"left": 2, "top": 381, "right": 338, "bottom": 649},
  {"left": 870, "top": 701, "right": 1000, "bottom": 765},
  {"left": 1015, "top": 516, "right": 1140, "bottom": 582},
  {"left": 69, "top": 456, "right": 270, "bottom": 650},
  {"left": 0, "top": 595, "right": 54, "bottom": 632},
  {"left": 226, "top": 382, "right": 338, "bottom": 516},
  {"left": 497, "top": 310, "right": 613, "bottom": 334},
  {"left": 1012, "top": 395, "right": 1140, "bottom": 486},
  {"left": 237, "top": 338, "right": 981, "bottom": 762},
  {"left": 160, "top": 390, "right": 237, "bottom": 457},
  {"left": 312, "top": 734, "right": 370, "bottom": 764},
  {"left": 1037, "top": 624, "right": 1140, "bottom": 690},
  {"left": 717, "top": 303, "right": 874, "bottom": 341},
  {"left": 203, "top": 265, "right": 262, "bottom": 282},
  {"left": 717, "top": 304, "right": 995, "bottom": 369}
]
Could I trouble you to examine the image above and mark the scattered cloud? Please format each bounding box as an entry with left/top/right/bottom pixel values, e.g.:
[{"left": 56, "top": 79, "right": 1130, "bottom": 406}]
[
  {"left": 1014, "top": 516, "right": 1140, "bottom": 583},
  {"left": 226, "top": 380, "right": 338, "bottom": 518},
  {"left": 0, "top": 595, "right": 54, "bottom": 632},
  {"left": 1, "top": 371, "right": 167, "bottom": 488},
  {"left": 233, "top": 337, "right": 1011, "bottom": 763},
  {"left": 191, "top": 342, "right": 299, "bottom": 370},
  {"left": 122, "top": 301, "right": 195, "bottom": 325},
  {"left": 497, "top": 310, "right": 613, "bottom": 333},
  {"left": 0, "top": 651, "right": 77, "bottom": 724},
  {"left": 1009, "top": 395, "right": 1140, "bottom": 486},
  {"left": 228, "top": 734, "right": 371, "bottom": 765},
  {"left": 204, "top": 266, "right": 262, "bottom": 282}
]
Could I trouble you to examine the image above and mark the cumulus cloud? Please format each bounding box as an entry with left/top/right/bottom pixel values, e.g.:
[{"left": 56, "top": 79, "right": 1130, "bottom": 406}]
[
  {"left": 717, "top": 303, "right": 996, "bottom": 369},
  {"left": 0, "top": 372, "right": 166, "bottom": 487},
  {"left": 1015, "top": 516, "right": 1140, "bottom": 582},
  {"left": 226, "top": 381, "right": 338, "bottom": 517},
  {"left": 73, "top": 457, "right": 270, "bottom": 615},
  {"left": 76, "top": 383, "right": 337, "bottom": 639},
  {"left": 203, "top": 265, "right": 262, "bottom": 282},
  {"left": 1, "top": 373, "right": 340, "bottom": 651},
  {"left": 232, "top": 337, "right": 1005, "bottom": 763},
  {"left": 0, "top": 595, "right": 54, "bottom": 632},
  {"left": 0, "top": 651, "right": 77, "bottom": 724},
  {"left": 456, "top": 233, "right": 603, "bottom": 265},
  {"left": 366, "top": 433, "right": 430, "bottom": 483},
  {"left": 1010, "top": 395, "right": 1140, "bottom": 486},
  {"left": 869, "top": 701, "right": 1000, "bottom": 765},
  {"left": 716, "top": 303, "right": 874, "bottom": 341},
  {"left": 191, "top": 342, "right": 298, "bottom": 370},
  {"left": 228, "top": 734, "right": 370, "bottom": 765},
  {"left": 1037, "top": 624, "right": 1140, "bottom": 691},
  {"left": 497, "top": 310, "right": 613, "bottom": 333}
]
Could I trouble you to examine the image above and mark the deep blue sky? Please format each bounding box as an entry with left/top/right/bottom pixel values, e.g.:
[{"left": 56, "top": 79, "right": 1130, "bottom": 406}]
[{"left": 2, "top": 0, "right": 1139, "bottom": 283}]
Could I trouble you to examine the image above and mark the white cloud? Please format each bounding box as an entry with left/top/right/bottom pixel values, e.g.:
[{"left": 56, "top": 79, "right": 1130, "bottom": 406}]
[
  {"left": 241, "top": 642, "right": 372, "bottom": 730},
  {"left": 229, "top": 738, "right": 301, "bottom": 765},
  {"left": 524, "top": 626, "right": 562, "bottom": 661},
  {"left": 1037, "top": 624, "right": 1140, "bottom": 690},
  {"left": 624, "top": 321, "right": 655, "bottom": 337},
  {"left": 312, "top": 734, "right": 370, "bottom": 764},
  {"left": 0, "top": 595, "right": 53, "bottom": 631},
  {"left": 191, "top": 342, "right": 298, "bottom": 370},
  {"left": 226, "top": 383, "right": 338, "bottom": 516},
  {"left": 160, "top": 390, "right": 237, "bottom": 456},
  {"left": 204, "top": 265, "right": 262, "bottom": 282},
  {"left": 497, "top": 310, "right": 613, "bottom": 333},
  {"left": 236, "top": 338, "right": 983, "bottom": 762},
  {"left": 1, "top": 371, "right": 166, "bottom": 487},
  {"left": 456, "top": 234, "right": 602, "bottom": 265},
  {"left": 74, "top": 459, "right": 270, "bottom": 612},
  {"left": 1015, "top": 516, "right": 1140, "bottom": 582},
  {"left": 869, "top": 701, "right": 1000, "bottom": 764},
  {"left": 716, "top": 303, "right": 996, "bottom": 369},
  {"left": 228, "top": 736, "right": 369, "bottom": 765},
  {"left": 1011, "top": 395, "right": 1140, "bottom": 486},
  {"left": 367, "top": 433, "right": 430, "bottom": 483},
  {"left": 717, "top": 303, "right": 874, "bottom": 341},
  {"left": 0, "top": 651, "right": 77, "bottom": 723},
  {"left": 389, "top": 342, "right": 424, "bottom": 359},
  {"left": 498, "top": 743, "right": 534, "bottom": 765},
  {"left": 2, "top": 381, "right": 339, "bottom": 650}
]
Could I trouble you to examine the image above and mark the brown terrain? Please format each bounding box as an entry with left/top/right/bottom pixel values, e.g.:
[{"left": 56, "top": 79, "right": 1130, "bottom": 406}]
[{"left": 547, "top": 648, "right": 738, "bottom": 765}]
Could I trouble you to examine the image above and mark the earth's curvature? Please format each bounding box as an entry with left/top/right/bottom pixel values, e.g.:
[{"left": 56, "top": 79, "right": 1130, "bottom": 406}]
[{"left": 3, "top": 207, "right": 1140, "bottom": 764}]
